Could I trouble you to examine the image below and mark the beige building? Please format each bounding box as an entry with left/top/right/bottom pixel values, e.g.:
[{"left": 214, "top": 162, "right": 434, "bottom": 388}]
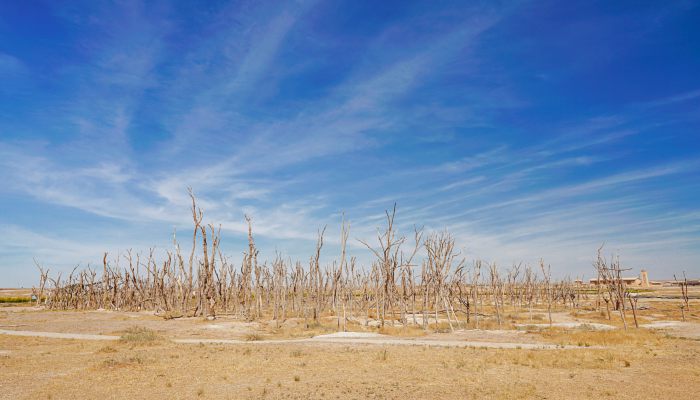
[{"left": 589, "top": 269, "right": 650, "bottom": 288}]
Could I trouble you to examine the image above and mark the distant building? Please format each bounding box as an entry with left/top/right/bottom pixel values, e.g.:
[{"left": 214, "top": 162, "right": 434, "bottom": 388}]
[
  {"left": 589, "top": 269, "right": 651, "bottom": 288},
  {"left": 589, "top": 277, "right": 641, "bottom": 286}
]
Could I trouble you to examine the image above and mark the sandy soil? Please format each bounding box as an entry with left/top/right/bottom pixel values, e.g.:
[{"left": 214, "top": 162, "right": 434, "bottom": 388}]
[
  {"left": 2, "top": 331, "right": 699, "bottom": 400},
  {"left": 0, "top": 308, "right": 260, "bottom": 338},
  {"left": 0, "top": 307, "right": 559, "bottom": 342}
]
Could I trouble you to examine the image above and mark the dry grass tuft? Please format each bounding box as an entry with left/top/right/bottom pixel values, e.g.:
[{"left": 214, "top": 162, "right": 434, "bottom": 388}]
[
  {"left": 290, "top": 350, "right": 304, "bottom": 358},
  {"left": 102, "top": 355, "right": 144, "bottom": 368},
  {"left": 538, "top": 327, "right": 665, "bottom": 347},
  {"left": 119, "top": 326, "right": 161, "bottom": 344},
  {"left": 377, "top": 325, "right": 426, "bottom": 337},
  {"left": 265, "top": 318, "right": 338, "bottom": 338},
  {"left": 97, "top": 346, "right": 118, "bottom": 354}
]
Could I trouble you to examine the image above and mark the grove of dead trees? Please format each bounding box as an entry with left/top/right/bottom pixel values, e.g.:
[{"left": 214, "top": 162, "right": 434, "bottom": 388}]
[{"left": 33, "top": 190, "right": 634, "bottom": 331}]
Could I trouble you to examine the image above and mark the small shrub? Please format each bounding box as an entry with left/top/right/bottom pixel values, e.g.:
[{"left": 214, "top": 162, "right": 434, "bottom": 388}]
[
  {"left": 161, "top": 311, "right": 184, "bottom": 320},
  {"left": 245, "top": 333, "right": 262, "bottom": 341},
  {"left": 120, "top": 326, "right": 160, "bottom": 344},
  {"left": 127, "top": 356, "right": 143, "bottom": 364},
  {"left": 98, "top": 346, "right": 118, "bottom": 353},
  {"left": 436, "top": 324, "right": 452, "bottom": 333},
  {"left": 102, "top": 356, "right": 142, "bottom": 368},
  {"left": 102, "top": 358, "right": 119, "bottom": 368}
]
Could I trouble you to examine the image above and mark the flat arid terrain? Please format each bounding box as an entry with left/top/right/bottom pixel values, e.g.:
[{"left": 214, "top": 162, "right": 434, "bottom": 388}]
[{"left": 2, "top": 288, "right": 699, "bottom": 400}]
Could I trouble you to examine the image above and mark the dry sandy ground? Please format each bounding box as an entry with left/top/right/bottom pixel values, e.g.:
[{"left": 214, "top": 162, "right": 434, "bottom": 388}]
[
  {"left": 0, "top": 307, "right": 579, "bottom": 350},
  {"left": 2, "top": 302, "right": 700, "bottom": 399},
  {"left": 0, "top": 307, "right": 558, "bottom": 344},
  {"left": 2, "top": 330, "right": 700, "bottom": 399},
  {"left": 0, "top": 307, "right": 260, "bottom": 339}
]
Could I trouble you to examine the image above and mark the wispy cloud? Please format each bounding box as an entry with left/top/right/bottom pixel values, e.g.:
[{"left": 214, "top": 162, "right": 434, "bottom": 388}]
[
  {"left": 1, "top": 1, "right": 699, "bottom": 284},
  {"left": 642, "top": 89, "right": 700, "bottom": 108},
  {"left": 0, "top": 52, "right": 25, "bottom": 76}
]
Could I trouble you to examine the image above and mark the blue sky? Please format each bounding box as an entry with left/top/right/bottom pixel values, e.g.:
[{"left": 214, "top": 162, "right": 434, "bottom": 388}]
[{"left": 1, "top": 1, "right": 699, "bottom": 286}]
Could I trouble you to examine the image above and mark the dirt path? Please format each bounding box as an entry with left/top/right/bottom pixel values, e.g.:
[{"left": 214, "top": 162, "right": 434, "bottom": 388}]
[
  {"left": 0, "top": 329, "right": 583, "bottom": 349},
  {"left": 0, "top": 329, "right": 119, "bottom": 341},
  {"left": 174, "top": 337, "right": 578, "bottom": 349}
]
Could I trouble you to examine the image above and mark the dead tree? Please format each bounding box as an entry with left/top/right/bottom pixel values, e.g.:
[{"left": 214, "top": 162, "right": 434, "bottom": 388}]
[
  {"left": 540, "top": 259, "right": 553, "bottom": 327},
  {"left": 425, "top": 231, "right": 462, "bottom": 332},
  {"left": 594, "top": 246, "right": 629, "bottom": 329},
  {"left": 675, "top": 272, "right": 690, "bottom": 322}
]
